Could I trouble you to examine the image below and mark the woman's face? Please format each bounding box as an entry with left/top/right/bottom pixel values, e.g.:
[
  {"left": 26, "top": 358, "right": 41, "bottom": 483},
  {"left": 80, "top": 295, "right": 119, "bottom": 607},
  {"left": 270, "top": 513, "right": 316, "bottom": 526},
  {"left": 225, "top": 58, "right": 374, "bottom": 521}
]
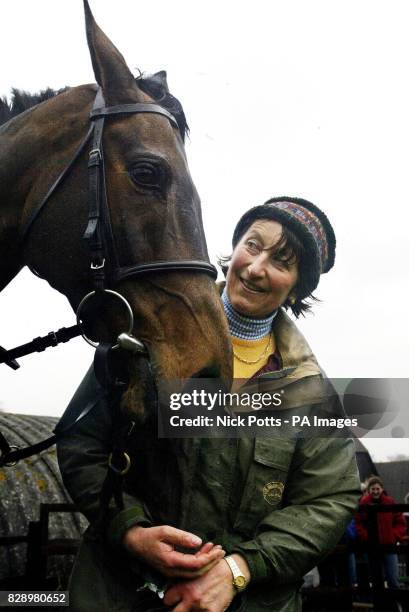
[{"left": 226, "top": 220, "right": 298, "bottom": 318}]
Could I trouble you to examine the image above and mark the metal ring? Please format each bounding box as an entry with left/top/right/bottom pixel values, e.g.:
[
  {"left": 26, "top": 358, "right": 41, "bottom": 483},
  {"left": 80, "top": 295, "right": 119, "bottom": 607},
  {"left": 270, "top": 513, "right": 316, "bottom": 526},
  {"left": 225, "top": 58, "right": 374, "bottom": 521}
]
[
  {"left": 108, "top": 452, "right": 131, "bottom": 475},
  {"left": 2, "top": 445, "right": 20, "bottom": 467},
  {"left": 76, "top": 290, "right": 134, "bottom": 348}
]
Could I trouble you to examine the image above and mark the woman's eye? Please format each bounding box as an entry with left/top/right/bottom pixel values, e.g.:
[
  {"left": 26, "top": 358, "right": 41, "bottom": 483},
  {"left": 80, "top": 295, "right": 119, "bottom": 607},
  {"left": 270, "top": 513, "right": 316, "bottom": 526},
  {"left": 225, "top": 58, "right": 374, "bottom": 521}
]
[
  {"left": 246, "top": 239, "right": 260, "bottom": 253},
  {"left": 130, "top": 162, "right": 163, "bottom": 188}
]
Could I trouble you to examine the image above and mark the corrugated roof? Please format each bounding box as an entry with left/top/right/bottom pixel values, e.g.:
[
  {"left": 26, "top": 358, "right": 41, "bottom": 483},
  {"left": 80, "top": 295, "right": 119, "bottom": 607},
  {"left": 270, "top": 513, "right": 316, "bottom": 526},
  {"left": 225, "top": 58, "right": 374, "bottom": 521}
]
[{"left": 0, "top": 413, "right": 87, "bottom": 582}]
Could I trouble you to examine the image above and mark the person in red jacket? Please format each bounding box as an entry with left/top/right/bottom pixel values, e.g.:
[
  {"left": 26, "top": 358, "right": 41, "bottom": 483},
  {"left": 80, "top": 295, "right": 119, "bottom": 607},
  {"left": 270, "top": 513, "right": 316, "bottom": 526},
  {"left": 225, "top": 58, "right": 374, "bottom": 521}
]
[{"left": 356, "top": 476, "right": 406, "bottom": 589}]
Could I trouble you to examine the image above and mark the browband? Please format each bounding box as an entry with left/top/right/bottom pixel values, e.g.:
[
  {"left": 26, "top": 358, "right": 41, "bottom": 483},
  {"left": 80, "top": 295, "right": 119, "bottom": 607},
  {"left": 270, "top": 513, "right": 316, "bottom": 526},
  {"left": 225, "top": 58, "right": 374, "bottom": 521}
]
[{"left": 90, "top": 103, "right": 179, "bottom": 129}]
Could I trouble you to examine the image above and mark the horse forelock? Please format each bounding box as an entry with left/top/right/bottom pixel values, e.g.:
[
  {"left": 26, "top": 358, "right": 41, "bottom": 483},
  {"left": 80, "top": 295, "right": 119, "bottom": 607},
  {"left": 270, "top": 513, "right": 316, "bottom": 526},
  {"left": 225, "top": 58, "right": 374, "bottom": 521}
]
[{"left": 137, "top": 75, "right": 189, "bottom": 142}]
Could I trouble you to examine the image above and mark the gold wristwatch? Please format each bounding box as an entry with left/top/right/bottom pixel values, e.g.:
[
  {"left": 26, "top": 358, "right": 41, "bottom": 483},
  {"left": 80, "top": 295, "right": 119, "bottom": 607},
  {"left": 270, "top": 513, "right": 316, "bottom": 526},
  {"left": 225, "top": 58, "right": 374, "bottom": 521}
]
[{"left": 224, "top": 555, "right": 247, "bottom": 591}]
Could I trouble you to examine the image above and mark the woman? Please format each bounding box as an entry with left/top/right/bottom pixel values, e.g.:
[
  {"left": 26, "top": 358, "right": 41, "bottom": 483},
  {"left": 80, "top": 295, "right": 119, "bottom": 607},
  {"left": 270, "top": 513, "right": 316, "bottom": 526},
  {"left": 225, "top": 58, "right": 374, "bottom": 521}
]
[
  {"left": 356, "top": 475, "right": 406, "bottom": 590},
  {"left": 57, "top": 197, "right": 360, "bottom": 612}
]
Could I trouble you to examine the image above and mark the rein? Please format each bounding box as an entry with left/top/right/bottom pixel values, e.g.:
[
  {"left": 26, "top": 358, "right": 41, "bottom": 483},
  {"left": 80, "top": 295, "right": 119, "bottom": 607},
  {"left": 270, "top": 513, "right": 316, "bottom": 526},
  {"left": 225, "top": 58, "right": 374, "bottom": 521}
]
[{"left": 0, "top": 87, "right": 217, "bottom": 468}]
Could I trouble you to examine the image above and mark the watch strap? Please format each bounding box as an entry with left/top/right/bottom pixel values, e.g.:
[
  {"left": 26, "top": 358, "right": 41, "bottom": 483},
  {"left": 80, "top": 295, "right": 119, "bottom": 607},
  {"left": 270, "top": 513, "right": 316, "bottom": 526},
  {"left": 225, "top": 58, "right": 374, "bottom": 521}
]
[{"left": 224, "top": 555, "right": 247, "bottom": 591}]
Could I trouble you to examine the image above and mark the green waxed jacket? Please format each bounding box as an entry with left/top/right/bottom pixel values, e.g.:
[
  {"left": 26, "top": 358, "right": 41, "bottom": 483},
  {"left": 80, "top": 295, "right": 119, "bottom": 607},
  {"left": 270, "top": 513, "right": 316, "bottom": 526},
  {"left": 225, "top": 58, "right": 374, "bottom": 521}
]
[{"left": 57, "top": 309, "right": 361, "bottom": 612}]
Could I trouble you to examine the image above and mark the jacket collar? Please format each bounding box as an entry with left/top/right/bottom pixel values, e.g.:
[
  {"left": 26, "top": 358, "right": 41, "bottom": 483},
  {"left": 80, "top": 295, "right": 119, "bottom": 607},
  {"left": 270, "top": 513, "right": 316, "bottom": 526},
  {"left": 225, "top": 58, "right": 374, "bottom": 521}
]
[{"left": 271, "top": 309, "right": 322, "bottom": 380}]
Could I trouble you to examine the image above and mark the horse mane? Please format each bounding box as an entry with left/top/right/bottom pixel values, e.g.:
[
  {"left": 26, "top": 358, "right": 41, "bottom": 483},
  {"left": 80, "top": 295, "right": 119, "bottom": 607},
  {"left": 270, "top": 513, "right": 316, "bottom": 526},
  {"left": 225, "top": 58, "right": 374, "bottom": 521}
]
[
  {"left": 0, "top": 87, "right": 69, "bottom": 126},
  {"left": 0, "top": 76, "right": 189, "bottom": 140}
]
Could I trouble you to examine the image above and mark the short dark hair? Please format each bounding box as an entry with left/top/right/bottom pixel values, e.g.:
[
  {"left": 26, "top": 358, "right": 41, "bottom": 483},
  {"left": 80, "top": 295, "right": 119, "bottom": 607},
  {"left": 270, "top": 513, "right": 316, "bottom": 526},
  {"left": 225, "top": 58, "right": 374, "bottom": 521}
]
[
  {"left": 218, "top": 219, "right": 319, "bottom": 318},
  {"left": 367, "top": 476, "right": 384, "bottom": 489}
]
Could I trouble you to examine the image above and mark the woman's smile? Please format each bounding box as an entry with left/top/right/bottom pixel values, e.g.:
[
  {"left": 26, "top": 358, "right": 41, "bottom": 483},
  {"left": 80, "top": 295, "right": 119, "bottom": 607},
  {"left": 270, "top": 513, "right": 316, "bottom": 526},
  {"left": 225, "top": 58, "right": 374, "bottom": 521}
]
[
  {"left": 240, "top": 278, "right": 267, "bottom": 293},
  {"left": 226, "top": 220, "right": 299, "bottom": 318}
]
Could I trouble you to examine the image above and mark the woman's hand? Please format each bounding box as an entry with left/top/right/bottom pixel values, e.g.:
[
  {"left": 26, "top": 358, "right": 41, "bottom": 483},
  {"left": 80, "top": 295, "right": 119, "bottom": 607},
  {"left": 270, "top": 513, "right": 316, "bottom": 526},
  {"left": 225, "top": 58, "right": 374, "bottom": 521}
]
[
  {"left": 123, "top": 525, "right": 225, "bottom": 578},
  {"left": 163, "top": 558, "right": 235, "bottom": 611},
  {"left": 163, "top": 554, "right": 251, "bottom": 611}
]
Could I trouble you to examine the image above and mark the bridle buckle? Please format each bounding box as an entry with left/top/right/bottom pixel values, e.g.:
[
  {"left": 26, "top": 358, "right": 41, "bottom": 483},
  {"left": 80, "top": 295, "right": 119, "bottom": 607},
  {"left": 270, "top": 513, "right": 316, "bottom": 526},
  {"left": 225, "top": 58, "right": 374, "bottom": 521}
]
[
  {"left": 91, "top": 258, "right": 105, "bottom": 271},
  {"left": 88, "top": 147, "right": 102, "bottom": 160}
]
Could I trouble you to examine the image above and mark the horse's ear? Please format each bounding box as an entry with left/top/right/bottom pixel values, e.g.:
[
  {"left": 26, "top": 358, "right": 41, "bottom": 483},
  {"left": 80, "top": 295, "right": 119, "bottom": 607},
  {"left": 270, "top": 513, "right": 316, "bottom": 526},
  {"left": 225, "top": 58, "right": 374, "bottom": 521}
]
[
  {"left": 152, "top": 71, "right": 170, "bottom": 93},
  {"left": 83, "top": 0, "right": 141, "bottom": 103}
]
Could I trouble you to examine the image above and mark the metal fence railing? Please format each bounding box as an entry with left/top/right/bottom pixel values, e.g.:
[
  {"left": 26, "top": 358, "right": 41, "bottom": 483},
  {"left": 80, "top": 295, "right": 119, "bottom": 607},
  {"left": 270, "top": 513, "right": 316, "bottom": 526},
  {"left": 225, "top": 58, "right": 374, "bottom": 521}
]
[
  {"left": 0, "top": 503, "right": 80, "bottom": 590},
  {"left": 303, "top": 503, "right": 409, "bottom": 612}
]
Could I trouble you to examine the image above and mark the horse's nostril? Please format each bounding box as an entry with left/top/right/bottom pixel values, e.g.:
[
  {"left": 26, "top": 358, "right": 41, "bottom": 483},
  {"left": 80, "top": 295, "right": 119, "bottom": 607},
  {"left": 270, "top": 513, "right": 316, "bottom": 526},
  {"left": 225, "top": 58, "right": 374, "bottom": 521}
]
[{"left": 192, "top": 365, "right": 221, "bottom": 379}]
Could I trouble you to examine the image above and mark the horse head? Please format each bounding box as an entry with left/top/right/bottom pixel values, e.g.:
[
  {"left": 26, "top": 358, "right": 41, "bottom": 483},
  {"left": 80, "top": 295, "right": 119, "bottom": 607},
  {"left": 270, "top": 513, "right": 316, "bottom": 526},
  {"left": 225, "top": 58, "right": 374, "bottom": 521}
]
[{"left": 0, "top": 1, "right": 232, "bottom": 419}]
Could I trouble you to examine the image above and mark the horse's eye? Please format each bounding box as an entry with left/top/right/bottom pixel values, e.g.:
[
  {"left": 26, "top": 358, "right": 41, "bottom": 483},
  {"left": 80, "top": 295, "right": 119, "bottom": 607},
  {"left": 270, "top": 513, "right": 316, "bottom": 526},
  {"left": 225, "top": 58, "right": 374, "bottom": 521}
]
[{"left": 130, "top": 162, "right": 163, "bottom": 188}]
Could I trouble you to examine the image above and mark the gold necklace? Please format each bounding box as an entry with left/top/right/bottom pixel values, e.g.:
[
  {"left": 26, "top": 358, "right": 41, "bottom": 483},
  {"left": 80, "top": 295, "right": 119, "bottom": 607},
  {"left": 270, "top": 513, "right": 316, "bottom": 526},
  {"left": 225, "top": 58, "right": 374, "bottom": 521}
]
[{"left": 233, "top": 334, "right": 272, "bottom": 365}]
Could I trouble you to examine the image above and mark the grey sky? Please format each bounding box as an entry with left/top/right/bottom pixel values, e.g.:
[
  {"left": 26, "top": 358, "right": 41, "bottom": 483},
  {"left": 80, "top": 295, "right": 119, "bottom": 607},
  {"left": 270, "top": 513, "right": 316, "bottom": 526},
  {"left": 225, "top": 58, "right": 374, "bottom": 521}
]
[{"left": 1, "top": 0, "right": 408, "bottom": 462}]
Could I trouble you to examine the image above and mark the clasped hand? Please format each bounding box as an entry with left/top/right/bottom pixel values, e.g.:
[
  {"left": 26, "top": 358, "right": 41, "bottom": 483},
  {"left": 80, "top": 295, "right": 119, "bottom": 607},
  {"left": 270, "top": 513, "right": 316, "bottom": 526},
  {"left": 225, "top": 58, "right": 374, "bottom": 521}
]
[{"left": 123, "top": 525, "right": 236, "bottom": 611}]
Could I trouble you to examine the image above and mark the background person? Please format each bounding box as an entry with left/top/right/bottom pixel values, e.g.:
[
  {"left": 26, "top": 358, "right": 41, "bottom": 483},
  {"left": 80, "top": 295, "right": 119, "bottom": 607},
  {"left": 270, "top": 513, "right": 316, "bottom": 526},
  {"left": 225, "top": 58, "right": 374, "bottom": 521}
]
[
  {"left": 58, "top": 197, "right": 360, "bottom": 612},
  {"left": 356, "top": 475, "right": 406, "bottom": 589}
]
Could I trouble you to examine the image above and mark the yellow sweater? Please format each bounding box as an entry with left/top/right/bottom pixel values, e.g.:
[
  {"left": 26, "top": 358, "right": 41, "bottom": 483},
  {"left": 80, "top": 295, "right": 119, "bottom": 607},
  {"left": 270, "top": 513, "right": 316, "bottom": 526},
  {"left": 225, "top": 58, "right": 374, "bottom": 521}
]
[{"left": 232, "top": 334, "right": 274, "bottom": 379}]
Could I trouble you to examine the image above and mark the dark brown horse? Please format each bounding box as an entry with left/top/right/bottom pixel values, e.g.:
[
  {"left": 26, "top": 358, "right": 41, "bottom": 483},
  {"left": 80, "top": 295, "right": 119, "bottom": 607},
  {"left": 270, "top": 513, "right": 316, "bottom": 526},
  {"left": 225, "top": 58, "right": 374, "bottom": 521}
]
[{"left": 0, "top": 1, "right": 232, "bottom": 417}]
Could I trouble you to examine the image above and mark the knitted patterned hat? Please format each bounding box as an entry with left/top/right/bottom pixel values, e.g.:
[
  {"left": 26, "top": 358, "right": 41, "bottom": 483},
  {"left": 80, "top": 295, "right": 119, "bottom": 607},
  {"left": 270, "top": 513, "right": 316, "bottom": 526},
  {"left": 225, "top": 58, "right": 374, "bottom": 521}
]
[{"left": 232, "top": 197, "right": 336, "bottom": 295}]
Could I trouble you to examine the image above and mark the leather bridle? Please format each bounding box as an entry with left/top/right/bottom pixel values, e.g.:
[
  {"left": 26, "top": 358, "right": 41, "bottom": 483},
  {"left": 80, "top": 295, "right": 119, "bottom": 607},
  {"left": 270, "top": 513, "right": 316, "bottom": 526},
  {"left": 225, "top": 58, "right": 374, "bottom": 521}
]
[
  {"left": 83, "top": 88, "right": 217, "bottom": 290},
  {"left": 0, "top": 87, "right": 218, "bottom": 467},
  {"left": 23, "top": 87, "right": 217, "bottom": 293}
]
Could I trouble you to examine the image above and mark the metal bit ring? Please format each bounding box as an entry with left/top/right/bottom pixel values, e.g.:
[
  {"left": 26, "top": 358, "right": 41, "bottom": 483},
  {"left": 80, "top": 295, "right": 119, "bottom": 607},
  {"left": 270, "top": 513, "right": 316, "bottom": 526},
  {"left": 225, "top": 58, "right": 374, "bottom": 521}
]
[{"left": 76, "top": 289, "right": 134, "bottom": 348}]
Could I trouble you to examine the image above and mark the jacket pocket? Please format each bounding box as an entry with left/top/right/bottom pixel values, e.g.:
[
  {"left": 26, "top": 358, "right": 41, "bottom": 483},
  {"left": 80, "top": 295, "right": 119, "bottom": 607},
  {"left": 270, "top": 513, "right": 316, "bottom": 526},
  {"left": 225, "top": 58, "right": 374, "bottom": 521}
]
[{"left": 233, "top": 437, "right": 295, "bottom": 536}]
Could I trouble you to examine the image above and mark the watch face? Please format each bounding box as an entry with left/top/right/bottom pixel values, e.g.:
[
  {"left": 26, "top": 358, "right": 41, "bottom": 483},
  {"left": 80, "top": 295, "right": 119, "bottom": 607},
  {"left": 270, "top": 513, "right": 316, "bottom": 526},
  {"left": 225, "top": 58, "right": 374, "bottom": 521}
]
[{"left": 234, "top": 576, "right": 246, "bottom": 589}]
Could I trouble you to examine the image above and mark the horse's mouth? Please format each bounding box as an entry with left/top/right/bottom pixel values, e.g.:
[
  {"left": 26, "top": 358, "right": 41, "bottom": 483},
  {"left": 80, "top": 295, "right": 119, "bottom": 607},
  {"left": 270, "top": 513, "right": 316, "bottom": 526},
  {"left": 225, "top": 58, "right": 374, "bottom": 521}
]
[
  {"left": 120, "top": 351, "right": 158, "bottom": 421},
  {"left": 120, "top": 347, "right": 228, "bottom": 422}
]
